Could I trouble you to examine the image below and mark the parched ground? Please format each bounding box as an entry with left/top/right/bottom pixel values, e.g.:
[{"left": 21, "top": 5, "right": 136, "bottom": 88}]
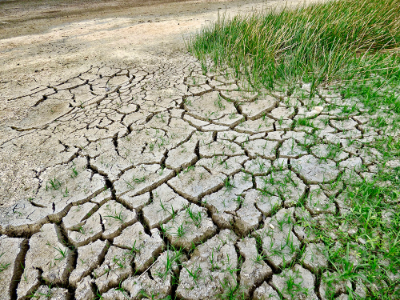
[{"left": 1, "top": 0, "right": 398, "bottom": 299}]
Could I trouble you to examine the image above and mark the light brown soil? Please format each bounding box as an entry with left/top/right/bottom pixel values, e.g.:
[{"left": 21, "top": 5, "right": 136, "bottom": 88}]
[
  {"left": 0, "top": 2, "right": 387, "bottom": 300},
  {"left": 0, "top": 0, "right": 324, "bottom": 124}
]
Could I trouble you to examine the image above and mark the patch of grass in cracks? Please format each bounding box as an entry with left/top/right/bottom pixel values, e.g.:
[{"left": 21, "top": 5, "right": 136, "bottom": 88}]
[
  {"left": 223, "top": 177, "right": 235, "bottom": 192},
  {"left": 307, "top": 136, "right": 400, "bottom": 299},
  {"left": 189, "top": 2, "right": 400, "bottom": 297}
]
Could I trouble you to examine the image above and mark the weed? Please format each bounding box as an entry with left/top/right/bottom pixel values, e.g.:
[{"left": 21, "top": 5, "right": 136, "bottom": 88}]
[
  {"left": 0, "top": 253, "right": 10, "bottom": 273},
  {"left": 129, "top": 240, "right": 141, "bottom": 255},
  {"left": 215, "top": 95, "right": 226, "bottom": 110},
  {"left": 223, "top": 177, "right": 235, "bottom": 192},
  {"left": 53, "top": 246, "right": 68, "bottom": 261},
  {"left": 71, "top": 167, "right": 78, "bottom": 178},
  {"left": 46, "top": 178, "right": 61, "bottom": 191},
  {"left": 242, "top": 172, "right": 251, "bottom": 182},
  {"left": 175, "top": 224, "right": 187, "bottom": 238},
  {"left": 113, "top": 256, "right": 125, "bottom": 269},
  {"left": 233, "top": 196, "right": 244, "bottom": 206},
  {"left": 170, "top": 206, "right": 177, "bottom": 220},
  {"left": 209, "top": 250, "right": 220, "bottom": 271},
  {"left": 63, "top": 187, "right": 69, "bottom": 197},
  {"left": 94, "top": 290, "right": 104, "bottom": 300},
  {"left": 185, "top": 165, "right": 195, "bottom": 173},
  {"left": 77, "top": 225, "right": 85, "bottom": 234},
  {"left": 185, "top": 265, "right": 202, "bottom": 286},
  {"left": 28, "top": 288, "right": 53, "bottom": 298},
  {"left": 251, "top": 253, "right": 266, "bottom": 265},
  {"left": 126, "top": 176, "right": 146, "bottom": 189},
  {"left": 104, "top": 210, "right": 125, "bottom": 223},
  {"left": 159, "top": 200, "right": 168, "bottom": 212},
  {"left": 217, "top": 277, "right": 242, "bottom": 300},
  {"left": 284, "top": 272, "right": 307, "bottom": 298},
  {"left": 186, "top": 206, "right": 202, "bottom": 228},
  {"left": 160, "top": 224, "right": 168, "bottom": 237},
  {"left": 133, "top": 176, "right": 146, "bottom": 184}
]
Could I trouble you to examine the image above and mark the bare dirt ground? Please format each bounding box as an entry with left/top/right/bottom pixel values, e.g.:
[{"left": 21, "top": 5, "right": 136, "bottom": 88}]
[
  {"left": 1, "top": 0, "right": 389, "bottom": 299},
  {"left": 0, "top": 0, "right": 325, "bottom": 125},
  {"left": 0, "top": 0, "right": 264, "bottom": 119}
]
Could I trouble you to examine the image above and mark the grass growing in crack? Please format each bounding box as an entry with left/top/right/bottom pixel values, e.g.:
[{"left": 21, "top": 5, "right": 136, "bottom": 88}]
[
  {"left": 233, "top": 195, "right": 244, "bottom": 206},
  {"left": 186, "top": 206, "right": 202, "bottom": 228},
  {"left": 284, "top": 271, "right": 309, "bottom": 299},
  {"left": 175, "top": 224, "right": 187, "bottom": 238},
  {"left": 184, "top": 165, "right": 195, "bottom": 173},
  {"left": 155, "top": 247, "right": 184, "bottom": 284},
  {"left": 300, "top": 135, "right": 400, "bottom": 299},
  {"left": 46, "top": 178, "right": 62, "bottom": 191},
  {"left": 52, "top": 246, "right": 68, "bottom": 261},
  {"left": 28, "top": 288, "right": 53, "bottom": 299},
  {"left": 114, "top": 281, "right": 130, "bottom": 299},
  {"left": 104, "top": 210, "right": 125, "bottom": 223},
  {"left": 189, "top": 0, "right": 400, "bottom": 112},
  {"left": 185, "top": 265, "right": 202, "bottom": 287},
  {"left": 113, "top": 256, "right": 126, "bottom": 269},
  {"left": 214, "top": 95, "right": 226, "bottom": 110},
  {"left": 296, "top": 117, "right": 313, "bottom": 128},
  {"left": 223, "top": 177, "right": 235, "bottom": 192},
  {"left": 252, "top": 253, "right": 267, "bottom": 265},
  {"left": 170, "top": 206, "right": 177, "bottom": 220},
  {"left": 126, "top": 176, "right": 146, "bottom": 189},
  {"left": 0, "top": 253, "right": 10, "bottom": 273},
  {"left": 93, "top": 290, "right": 104, "bottom": 300},
  {"left": 217, "top": 278, "right": 245, "bottom": 300},
  {"left": 71, "top": 166, "right": 78, "bottom": 178}
]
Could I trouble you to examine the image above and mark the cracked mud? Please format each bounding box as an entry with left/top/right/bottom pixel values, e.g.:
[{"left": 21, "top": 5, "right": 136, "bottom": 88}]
[{"left": 0, "top": 51, "right": 393, "bottom": 299}]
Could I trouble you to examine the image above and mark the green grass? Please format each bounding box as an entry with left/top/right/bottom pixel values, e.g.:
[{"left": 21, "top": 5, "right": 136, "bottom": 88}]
[
  {"left": 0, "top": 252, "right": 10, "bottom": 273},
  {"left": 189, "top": 0, "right": 400, "bottom": 112},
  {"left": 293, "top": 135, "right": 400, "bottom": 299},
  {"left": 189, "top": 0, "right": 400, "bottom": 298},
  {"left": 323, "top": 138, "right": 400, "bottom": 299}
]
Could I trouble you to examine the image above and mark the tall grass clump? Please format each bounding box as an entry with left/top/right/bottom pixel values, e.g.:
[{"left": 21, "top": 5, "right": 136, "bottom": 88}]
[{"left": 189, "top": 0, "right": 400, "bottom": 111}]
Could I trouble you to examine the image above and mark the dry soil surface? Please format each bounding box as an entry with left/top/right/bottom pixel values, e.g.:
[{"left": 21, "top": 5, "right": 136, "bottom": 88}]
[{"left": 1, "top": 0, "right": 390, "bottom": 299}]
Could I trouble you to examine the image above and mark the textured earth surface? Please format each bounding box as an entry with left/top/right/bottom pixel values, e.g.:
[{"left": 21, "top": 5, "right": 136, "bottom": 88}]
[
  {"left": 1, "top": 54, "right": 393, "bottom": 299},
  {"left": 0, "top": 0, "right": 397, "bottom": 299}
]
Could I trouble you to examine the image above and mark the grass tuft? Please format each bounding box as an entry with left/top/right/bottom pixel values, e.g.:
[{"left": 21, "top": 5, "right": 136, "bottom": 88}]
[{"left": 189, "top": 0, "right": 400, "bottom": 111}]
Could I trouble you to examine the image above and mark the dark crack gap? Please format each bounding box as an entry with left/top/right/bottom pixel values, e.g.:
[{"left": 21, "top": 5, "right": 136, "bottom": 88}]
[
  {"left": 112, "top": 133, "right": 120, "bottom": 156},
  {"left": 10, "top": 239, "right": 29, "bottom": 300}
]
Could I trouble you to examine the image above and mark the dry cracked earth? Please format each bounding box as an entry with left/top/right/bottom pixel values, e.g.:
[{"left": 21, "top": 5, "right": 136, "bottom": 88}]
[{"left": 0, "top": 52, "right": 397, "bottom": 300}]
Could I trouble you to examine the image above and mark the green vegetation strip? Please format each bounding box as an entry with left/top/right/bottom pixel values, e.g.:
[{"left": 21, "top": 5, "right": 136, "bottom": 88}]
[
  {"left": 312, "top": 137, "right": 400, "bottom": 299},
  {"left": 190, "top": 0, "right": 400, "bottom": 298},
  {"left": 189, "top": 0, "right": 400, "bottom": 112}
]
